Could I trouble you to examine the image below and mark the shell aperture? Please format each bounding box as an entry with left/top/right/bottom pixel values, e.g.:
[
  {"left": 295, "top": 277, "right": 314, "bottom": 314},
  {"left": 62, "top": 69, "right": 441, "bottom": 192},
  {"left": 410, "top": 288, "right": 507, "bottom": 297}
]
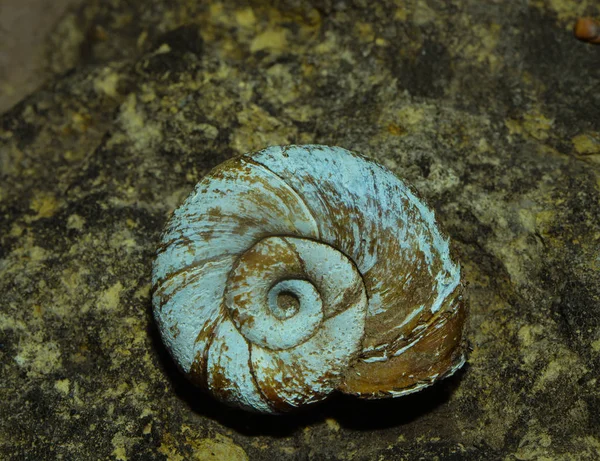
[{"left": 152, "top": 145, "right": 467, "bottom": 414}]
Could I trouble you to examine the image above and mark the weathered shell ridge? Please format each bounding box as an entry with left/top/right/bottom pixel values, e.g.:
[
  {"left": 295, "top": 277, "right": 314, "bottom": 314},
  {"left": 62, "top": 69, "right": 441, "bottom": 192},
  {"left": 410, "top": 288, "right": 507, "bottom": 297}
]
[{"left": 152, "top": 144, "right": 467, "bottom": 414}]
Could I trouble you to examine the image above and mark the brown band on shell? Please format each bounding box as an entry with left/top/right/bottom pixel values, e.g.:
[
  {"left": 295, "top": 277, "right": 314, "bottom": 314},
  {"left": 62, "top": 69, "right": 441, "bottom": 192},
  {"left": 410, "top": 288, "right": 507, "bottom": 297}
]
[{"left": 340, "top": 284, "right": 467, "bottom": 396}]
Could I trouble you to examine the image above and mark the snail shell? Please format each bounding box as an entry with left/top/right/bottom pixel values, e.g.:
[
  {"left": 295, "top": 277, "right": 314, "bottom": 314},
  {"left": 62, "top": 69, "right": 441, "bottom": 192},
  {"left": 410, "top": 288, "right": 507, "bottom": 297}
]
[{"left": 152, "top": 145, "right": 467, "bottom": 414}]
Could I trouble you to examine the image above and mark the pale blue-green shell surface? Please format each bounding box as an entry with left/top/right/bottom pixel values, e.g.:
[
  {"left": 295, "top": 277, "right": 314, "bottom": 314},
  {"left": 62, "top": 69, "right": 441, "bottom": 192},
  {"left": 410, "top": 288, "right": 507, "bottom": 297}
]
[{"left": 152, "top": 145, "right": 467, "bottom": 414}]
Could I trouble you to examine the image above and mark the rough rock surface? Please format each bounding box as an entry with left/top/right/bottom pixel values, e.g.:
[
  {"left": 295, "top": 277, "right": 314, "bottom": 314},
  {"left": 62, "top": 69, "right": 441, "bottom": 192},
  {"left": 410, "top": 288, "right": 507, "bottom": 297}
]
[
  {"left": 1, "top": 1, "right": 599, "bottom": 460},
  {"left": 0, "top": 0, "right": 84, "bottom": 114}
]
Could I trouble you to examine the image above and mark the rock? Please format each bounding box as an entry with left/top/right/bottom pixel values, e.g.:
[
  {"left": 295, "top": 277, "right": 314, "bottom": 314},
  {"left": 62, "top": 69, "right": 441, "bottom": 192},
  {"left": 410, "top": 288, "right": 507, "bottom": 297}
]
[{"left": 1, "top": 1, "right": 599, "bottom": 459}]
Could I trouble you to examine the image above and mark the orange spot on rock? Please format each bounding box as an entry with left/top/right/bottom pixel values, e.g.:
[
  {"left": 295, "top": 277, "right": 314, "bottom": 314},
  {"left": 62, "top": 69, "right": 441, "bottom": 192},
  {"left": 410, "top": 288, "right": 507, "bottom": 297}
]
[{"left": 574, "top": 18, "right": 600, "bottom": 44}]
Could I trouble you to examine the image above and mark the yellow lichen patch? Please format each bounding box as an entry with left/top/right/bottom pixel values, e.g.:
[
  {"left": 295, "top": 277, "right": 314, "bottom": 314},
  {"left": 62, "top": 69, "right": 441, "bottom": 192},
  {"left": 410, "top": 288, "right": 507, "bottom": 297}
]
[
  {"left": 70, "top": 112, "right": 93, "bottom": 133},
  {"left": 530, "top": 0, "right": 593, "bottom": 23},
  {"left": 55, "top": 378, "right": 70, "bottom": 395},
  {"left": 30, "top": 192, "right": 58, "bottom": 219},
  {"left": 535, "top": 210, "right": 556, "bottom": 237},
  {"left": 505, "top": 119, "right": 523, "bottom": 137},
  {"left": 111, "top": 432, "right": 130, "bottom": 461},
  {"left": 592, "top": 339, "right": 600, "bottom": 353},
  {"left": 532, "top": 349, "right": 584, "bottom": 393},
  {"left": 120, "top": 317, "right": 147, "bottom": 347},
  {"left": 94, "top": 70, "right": 121, "bottom": 98},
  {"left": 136, "top": 30, "right": 148, "bottom": 48},
  {"left": 98, "top": 282, "right": 124, "bottom": 311},
  {"left": 9, "top": 223, "right": 23, "bottom": 237},
  {"left": 394, "top": 7, "right": 408, "bottom": 21},
  {"left": 263, "top": 64, "right": 300, "bottom": 105},
  {"left": 64, "top": 149, "right": 87, "bottom": 162},
  {"left": 397, "top": 105, "right": 426, "bottom": 128},
  {"left": 455, "top": 23, "right": 502, "bottom": 73},
  {"left": 0, "top": 143, "right": 24, "bottom": 177},
  {"left": 325, "top": 418, "right": 340, "bottom": 432},
  {"left": 14, "top": 339, "right": 62, "bottom": 377},
  {"left": 383, "top": 158, "right": 398, "bottom": 170},
  {"left": 572, "top": 133, "right": 600, "bottom": 155},
  {"left": 476, "top": 137, "right": 495, "bottom": 158},
  {"left": 356, "top": 22, "right": 375, "bottom": 42},
  {"left": 506, "top": 110, "right": 554, "bottom": 142},
  {"left": 518, "top": 208, "right": 538, "bottom": 234},
  {"left": 517, "top": 324, "right": 548, "bottom": 366},
  {"left": 518, "top": 324, "right": 545, "bottom": 348},
  {"left": 512, "top": 426, "right": 554, "bottom": 461},
  {"left": 314, "top": 31, "right": 338, "bottom": 54},
  {"left": 192, "top": 434, "right": 249, "bottom": 461},
  {"left": 208, "top": 1, "right": 225, "bottom": 21},
  {"left": 66, "top": 213, "right": 85, "bottom": 231},
  {"left": 375, "top": 37, "right": 388, "bottom": 47},
  {"left": 279, "top": 446, "right": 297, "bottom": 455},
  {"left": 109, "top": 228, "right": 137, "bottom": 253},
  {"left": 250, "top": 28, "right": 287, "bottom": 53},
  {"left": 27, "top": 245, "right": 47, "bottom": 262},
  {"left": 523, "top": 112, "right": 554, "bottom": 141},
  {"left": 0, "top": 311, "right": 27, "bottom": 332},
  {"left": 158, "top": 435, "right": 185, "bottom": 461},
  {"left": 177, "top": 426, "right": 250, "bottom": 459},
  {"left": 493, "top": 231, "right": 542, "bottom": 286},
  {"left": 139, "top": 84, "right": 157, "bottom": 103},
  {"left": 104, "top": 382, "right": 130, "bottom": 400},
  {"left": 235, "top": 7, "right": 256, "bottom": 28},
  {"left": 230, "top": 104, "right": 296, "bottom": 153},
  {"left": 426, "top": 162, "right": 461, "bottom": 193},
  {"left": 59, "top": 267, "right": 89, "bottom": 311},
  {"left": 283, "top": 103, "right": 322, "bottom": 124},
  {"left": 111, "top": 94, "right": 163, "bottom": 152},
  {"left": 234, "top": 3, "right": 321, "bottom": 47},
  {"left": 413, "top": 1, "right": 437, "bottom": 25}
]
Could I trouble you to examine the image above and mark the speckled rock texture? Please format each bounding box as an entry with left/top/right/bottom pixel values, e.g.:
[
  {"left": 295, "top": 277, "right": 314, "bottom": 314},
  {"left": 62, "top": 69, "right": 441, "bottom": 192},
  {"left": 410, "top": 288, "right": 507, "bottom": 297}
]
[{"left": 1, "top": 0, "right": 599, "bottom": 460}]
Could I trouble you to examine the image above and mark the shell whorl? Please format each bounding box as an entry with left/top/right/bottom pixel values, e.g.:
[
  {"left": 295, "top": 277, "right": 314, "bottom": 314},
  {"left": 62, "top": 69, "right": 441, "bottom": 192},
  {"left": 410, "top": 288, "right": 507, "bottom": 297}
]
[{"left": 152, "top": 145, "right": 466, "bottom": 414}]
